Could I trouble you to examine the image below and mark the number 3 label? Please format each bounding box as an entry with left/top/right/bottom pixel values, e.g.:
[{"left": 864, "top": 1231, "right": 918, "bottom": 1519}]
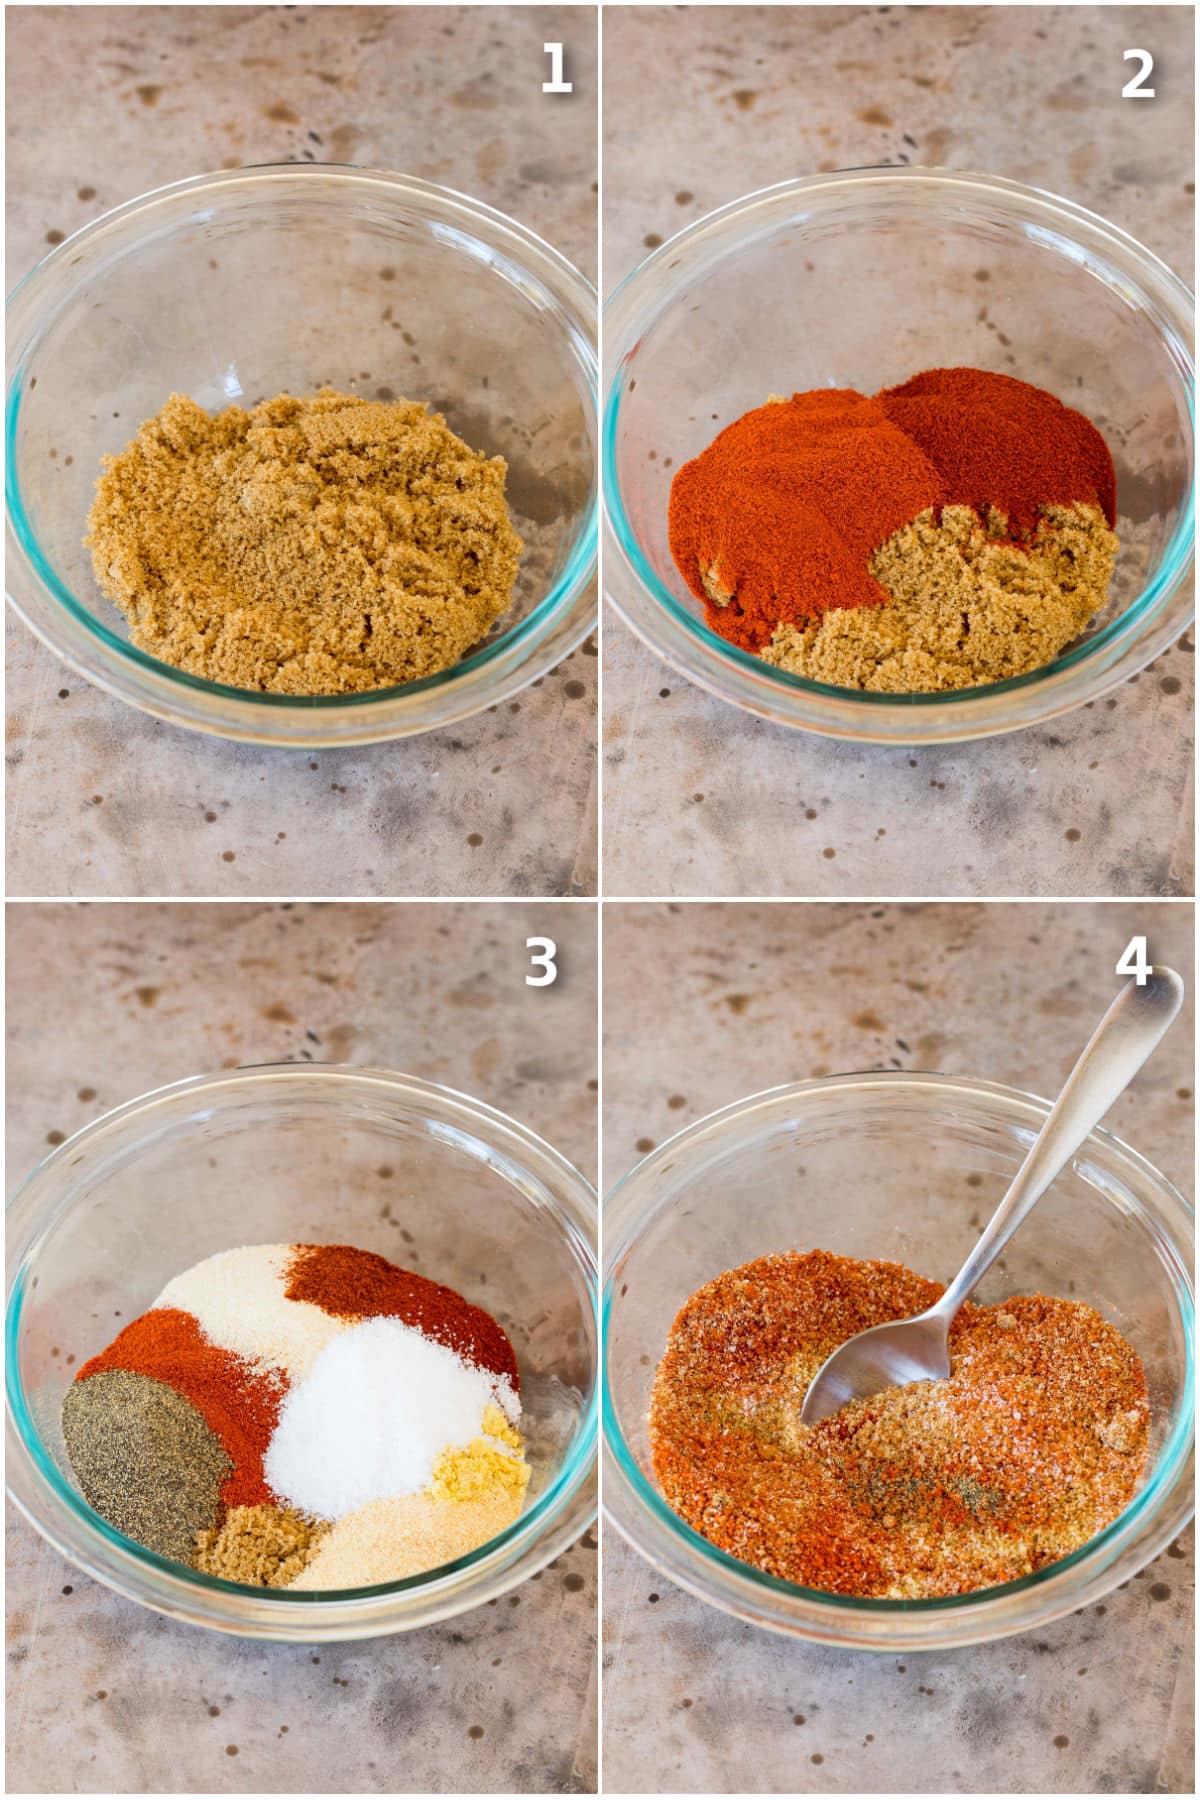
[
  {"left": 527, "top": 936, "right": 558, "bottom": 986},
  {"left": 1122, "top": 48, "right": 1155, "bottom": 98}
]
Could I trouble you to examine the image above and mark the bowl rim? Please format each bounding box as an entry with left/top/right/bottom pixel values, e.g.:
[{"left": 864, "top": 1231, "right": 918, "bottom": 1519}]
[
  {"left": 5, "top": 165, "right": 599, "bottom": 747},
  {"left": 603, "top": 167, "right": 1196, "bottom": 745},
  {"left": 602, "top": 1069, "right": 1195, "bottom": 1647},
  {"left": 6, "top": 1063, "right": 599, "bottom": 1637}
]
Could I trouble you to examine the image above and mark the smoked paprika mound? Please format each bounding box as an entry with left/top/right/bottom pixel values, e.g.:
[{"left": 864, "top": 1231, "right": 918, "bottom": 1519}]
[
  {"left": 284, "top": 1244, "right": 520, "bottom": 1390},
  {"left": 650, "top": 1250, "right": 1149, "bottom": 1599},
  {"left": 668, "top": 368, "right": 1119, "bottom": 693}
]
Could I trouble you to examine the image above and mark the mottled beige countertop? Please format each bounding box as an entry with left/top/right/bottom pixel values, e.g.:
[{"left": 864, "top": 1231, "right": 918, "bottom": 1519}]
[
  {"left": 6, "top": 901, "right": 597, "bottom": 1794},
  {"left": 5, "top": 5, "right": 598, "bottom": 899},
  {"left": 603, "top": 900, "right": 1194, "bottom": 1794},
  {"left": 602, "top": 5, "right": 1194, "bottom": 899}
]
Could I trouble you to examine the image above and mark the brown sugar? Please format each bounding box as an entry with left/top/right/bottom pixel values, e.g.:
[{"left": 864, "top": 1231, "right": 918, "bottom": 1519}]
[
  {"left": 86, "top": 389, "right": 523, "bottom": 695},
  {"left": 650, "top": 1250, "right": 1149, "bottom": 1598},
  {"left": 195, "top": 1503, "right": 328, "bottom": 1587},
  {"left": 761, "top": 502, "right": 1116, "bottom": 692}
]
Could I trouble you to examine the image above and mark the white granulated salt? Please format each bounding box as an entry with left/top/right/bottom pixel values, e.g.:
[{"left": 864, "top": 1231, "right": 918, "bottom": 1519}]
[
  {"left": 155, "top": 1243, "right": 345, "bottom": 1380},
  {"left": 263, "top": 1315, "right": 519, "bottom": 1520}
]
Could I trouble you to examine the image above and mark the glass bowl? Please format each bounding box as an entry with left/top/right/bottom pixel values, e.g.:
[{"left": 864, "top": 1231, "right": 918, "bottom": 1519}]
[
  {"left": 604, "top": 170, "right": 1194, "bottom": 743},
  {"left": 6, "top": 167, "right": 598, "bottom": 746},
  {"left": 7, "top": 1066, "right": 597, "bottom": 1640},
  {"left": 603, "top": 1073, "right": 1193, "bottom": 1648}
]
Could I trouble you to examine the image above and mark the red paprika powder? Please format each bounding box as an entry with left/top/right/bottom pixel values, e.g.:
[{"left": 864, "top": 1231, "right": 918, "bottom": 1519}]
[
  {"left": 668, "top": 367, "right": 1117, "bottom": 654},
  {"left": 284, "top": 1244, "right": 520, "bottom": 1391},
  {"left": 880, "top": 368, "right": 1116, "bottom": 535},
  {"left": 75, "top": 1308, "right": 283, "bottom": 1508}
]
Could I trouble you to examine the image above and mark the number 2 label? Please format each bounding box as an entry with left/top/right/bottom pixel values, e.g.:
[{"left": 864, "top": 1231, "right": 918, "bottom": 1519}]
[{"left": 1122, "top": 48, "right": 1155, "bottom": 98}]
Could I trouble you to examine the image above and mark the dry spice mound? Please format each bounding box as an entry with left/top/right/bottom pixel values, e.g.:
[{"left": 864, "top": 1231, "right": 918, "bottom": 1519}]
[
  {"left": 670, "top": 387, "right": 944, "bottom": 642},
  {"left": 292, "top": 1402, "right": 531, "bottom": 1589},
  {"left": 87, "top": 389, "right": 523, "bottom": 694},
  {"left": 650, "top": 1249, "right": 1149, "bottom": 1598},
  {"left": 283, "top": 1244, "right": 520, "bottom": 1390},
  {"left": 668, "top": 367, "right": 1118, "bottom": 692},
  {"left": 289, "top": 1487, "right": 526, "bottom": 1590},
  {"left": 65, "top": 1242, "right": 529, "bottom": 1590},
  {"left": 62, "top": 1368, "right": 231, "bottom": 1563},
  {"left": 195, "top": 1504, "right": 328, "bottom": 1587},
  {"left": 764, "top": 502, "right": 1116, "bottom": 691},
  {"left": 76, "top": 1307, "right": 284, "bottom": 1508}
]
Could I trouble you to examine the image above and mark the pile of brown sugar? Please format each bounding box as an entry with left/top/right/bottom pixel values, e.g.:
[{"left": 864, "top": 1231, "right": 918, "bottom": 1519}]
[
  {"left": 87, "top": 389, "right": 523, "bottom": 694},
  {"left": 195, "top": 1503, "right": 328, "bottom": 1587},
  {"left": 650, "top": 1249, "right": 1149, "bottom": 1598},
  {"left": 763, "top": 501, "right": 1116, "bottom": 692}
]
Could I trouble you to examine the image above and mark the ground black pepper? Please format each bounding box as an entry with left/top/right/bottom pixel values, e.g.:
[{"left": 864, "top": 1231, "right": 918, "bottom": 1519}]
[{"left": 62, "top": 1368, "right": 230, "bottom": 1561}]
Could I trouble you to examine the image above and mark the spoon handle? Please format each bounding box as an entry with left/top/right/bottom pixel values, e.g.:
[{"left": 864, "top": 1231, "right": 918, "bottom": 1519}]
[{"left": 936, "top": 967, "right": 1184, "bottom": 1320}]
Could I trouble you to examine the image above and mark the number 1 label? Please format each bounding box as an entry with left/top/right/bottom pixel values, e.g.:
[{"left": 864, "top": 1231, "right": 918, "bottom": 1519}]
[{"left": 543, "top": 42, "right": 572, "bottom": 94}]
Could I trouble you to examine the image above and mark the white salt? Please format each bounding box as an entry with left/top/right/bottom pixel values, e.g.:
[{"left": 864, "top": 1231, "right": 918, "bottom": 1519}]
[
  {"left": 263, "top": 1315, "right": 519, "bottom": 1520},
  {"left": 155, "top": 1243, "right": 345, "bottom": 1380}
]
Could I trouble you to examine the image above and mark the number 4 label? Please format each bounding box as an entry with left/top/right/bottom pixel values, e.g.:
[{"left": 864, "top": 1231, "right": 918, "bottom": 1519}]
[
  {"left": 527, "top": 936, "right": 558, "bottom": 986},
  {"left": 1117, "top": 936, "right": 1152, "bottom": 985}
]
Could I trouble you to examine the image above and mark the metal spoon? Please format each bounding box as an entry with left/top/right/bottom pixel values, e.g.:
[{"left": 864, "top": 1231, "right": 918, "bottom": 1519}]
[{"left": 800, "top": 967, "right": 1184, "bottom": 1425}]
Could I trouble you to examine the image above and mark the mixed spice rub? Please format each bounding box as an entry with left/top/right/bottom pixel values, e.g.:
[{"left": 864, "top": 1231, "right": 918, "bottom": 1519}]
[
  {"left": 667, "top": 368, "right": 1118, "bottom": 692},
  {"left": 87, "top": 390, "right": 522, "bottom": 694},
  {"left": 63, "top": 1243, "right": 530, "bottom": 1590},
  {"left": 650, "top": 1250, "right": 1148, "bottom": 1598}
]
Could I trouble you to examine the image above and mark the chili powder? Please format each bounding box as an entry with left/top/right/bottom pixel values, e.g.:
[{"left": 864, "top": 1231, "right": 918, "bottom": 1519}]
[
  {"left": 283, "top": 1244, "right": 520, "bottom": 1391},
  {"left": 75, "top": 1307, "right": 283, "bottom": 1508}
]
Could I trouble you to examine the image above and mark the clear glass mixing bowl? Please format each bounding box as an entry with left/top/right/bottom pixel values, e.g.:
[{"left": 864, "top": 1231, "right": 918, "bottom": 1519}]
[
  {"left": 603, "top": 1073, "right": 1193, "bottom": 1648},
  {"left": 7, "top": 1066, "right": 597, "bottom": 1640},
  {"left": 604, "top": 170, "right": 1194, "bottom": 743},
  {"left": 6, "top": 167, "right": 598, "bottom": 746}
]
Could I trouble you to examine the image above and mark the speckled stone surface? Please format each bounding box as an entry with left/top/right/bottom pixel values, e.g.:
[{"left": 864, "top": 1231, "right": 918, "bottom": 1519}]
[
  {"left": 5, "top": 6, "right": 598, "bottom": 899},
  {"left": 602, "top": 900, "right": 1194, "bottom": 1794},
  {"left": 6, "top": 901, "right": 597, "bottom": 1794},
  {"left": 602, "top": 5, "right": 1194, "bottom": 898}
]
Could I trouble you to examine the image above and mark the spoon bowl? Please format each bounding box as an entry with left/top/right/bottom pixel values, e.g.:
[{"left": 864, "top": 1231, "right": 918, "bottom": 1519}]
[
  {"left": 801, "top": 967, "right": 1185, "bottom": 1424},
  {"left": 802, "top": 1312, "right": 952, "bottom": 1419}
]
